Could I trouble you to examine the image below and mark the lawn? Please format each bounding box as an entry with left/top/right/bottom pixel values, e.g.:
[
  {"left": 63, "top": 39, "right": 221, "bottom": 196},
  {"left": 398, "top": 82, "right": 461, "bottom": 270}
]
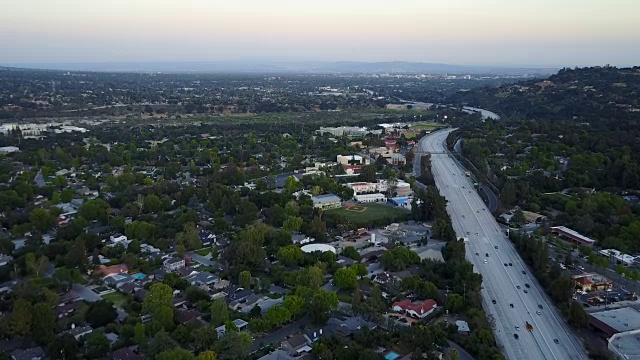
[
  {"left": 401, "top": 132, "right": 418, "bottom": 139},
  {"left": 325, "top": 203, "right": 409, "bottom": 228},
  {"left": 102, "top": 292, "right": 128, "bottom": 307},
  {"left": 411, "top": 121, "right": 446, "bottom": 131}
]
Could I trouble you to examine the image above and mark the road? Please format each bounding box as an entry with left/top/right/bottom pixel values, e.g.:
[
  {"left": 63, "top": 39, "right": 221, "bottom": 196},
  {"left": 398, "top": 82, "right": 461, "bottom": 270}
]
[{"left": 419, "top": 129, "right": 587, "bottom": 360}]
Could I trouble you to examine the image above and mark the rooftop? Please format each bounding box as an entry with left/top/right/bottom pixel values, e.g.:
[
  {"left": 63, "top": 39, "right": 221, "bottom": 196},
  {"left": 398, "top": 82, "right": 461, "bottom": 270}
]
[
  {"left": 608, "top": 329, "right": 640, "bottom": 360},
  {"left": 311, "top": 193, "right": 341, "bottom": 204},
  {"left": 591, "top": 307, "right": 640, "bottom": 333},
  {"left": 550, "top": 226, "right": 596, "bottom": 245}
]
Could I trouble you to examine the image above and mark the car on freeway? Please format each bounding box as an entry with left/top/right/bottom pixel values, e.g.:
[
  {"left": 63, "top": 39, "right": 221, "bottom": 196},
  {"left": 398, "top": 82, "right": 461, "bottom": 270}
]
[
  {"left": 508, "top": 263, "right": 513, "bottom": 266},
  {"left": 510, "top": 303, "right": 514, "bottom": 308},
  {"left": 538, "top": 304, "right": 543, "bottom": 309},
  {"left": 484, "top": 259, "right": 488, "bottom": 263},
  {"left": 522, "top": 270, "right": 526, "bottom": 274},
  {"left": 485, "top": 253, "right": 489, "bottom": 257},
  {"left": 515, "top": 326, "right": 520, "bottom": 331},
  {"left": 467, "top": 231, "right": 470, "bottom": 235},
  {"left": 536, "top": 310, "right": 541, "bottom": 315},
  {"left": 524, "top": 289, "right": 528, "bottom": 293},
  {"left": 475, "top": 252, "right": 479, "bottom": 255},
  {"left": 469, "top": 191, "right": 472, "bottom": 193},
  {"left": 504, "top": 263, "right": 508, "bottom": 266},
  {"left": 516, "top": 285, "right": 521, "bottom": 289},
  {"left": 475, "top": 232, "right": 479, "bottom": 236},
  {"left": 494, "top": 245, "right": 498, "bottom": 249},
  {"left": 525, "top": 283, "right": 530, "bottom": 288},
  {"left": 492, "top": 299, "right": 497, "bottom": 304},
  {"left": 514, "top": 334, "right": 519, "bottom": 339},
  {"left": 554, "top": 339, "right": 559, "bottom": 344}
]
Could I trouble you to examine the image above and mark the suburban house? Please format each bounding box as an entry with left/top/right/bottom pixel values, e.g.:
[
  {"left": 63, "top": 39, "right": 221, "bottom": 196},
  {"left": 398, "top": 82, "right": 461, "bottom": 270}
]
[
  {"left": 215, "top": 319, "right": 249, "bottom": 338},
  {"left": 186, "top": 271, "right": 220, "bottom": 289},
  {"left": 11, "top": 346, "right": 45, "bottom": 360},
  {"left": 62, "top": 324, "right": 93, "bottom": 340},
  {"left": 163, "top": 257, "right": 186, "bottom": 271},
  {"left": 257, "top": 350, "right": 297, "bottom": 360},
  {"left": 95, "top": 264, "right": 129, "bottom": 277},
  {"left": 281, "top": 334, "right": 311, "bottom": 355},
  {"left": 392, "top": 299, "right": 437, "bottom": 319},
  {"left": 311, "top": 194, "right": 342, "bottom": 210},
  {"left": 112, "top": 346, "right": 144, "bottom": 360}
]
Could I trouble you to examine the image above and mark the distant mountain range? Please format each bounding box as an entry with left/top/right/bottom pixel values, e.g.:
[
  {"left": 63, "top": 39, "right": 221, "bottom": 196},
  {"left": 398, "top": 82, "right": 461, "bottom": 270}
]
[{"left": 1, "top": 60, "right": 558, "bottom": 75}]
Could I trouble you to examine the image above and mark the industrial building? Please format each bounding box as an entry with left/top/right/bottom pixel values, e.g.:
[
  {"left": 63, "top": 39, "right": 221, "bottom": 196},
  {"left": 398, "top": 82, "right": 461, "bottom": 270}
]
[{"left": 589, "top": 307, "right": 640, "bottom": 338}]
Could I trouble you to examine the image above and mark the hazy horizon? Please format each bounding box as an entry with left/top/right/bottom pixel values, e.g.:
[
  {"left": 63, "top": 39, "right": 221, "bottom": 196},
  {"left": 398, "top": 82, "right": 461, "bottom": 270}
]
[{"left": 2, "top": 0, "right": 639, "bottom": 68}]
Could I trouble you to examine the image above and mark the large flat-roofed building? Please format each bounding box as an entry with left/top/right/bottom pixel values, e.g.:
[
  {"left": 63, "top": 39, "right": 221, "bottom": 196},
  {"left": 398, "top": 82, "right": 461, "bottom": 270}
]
[
  {"left": 550, "top": 226, "right": 596, "bottom": 247},
  {"left": 573, "top": 273, "right": 613, "bottom": 292},
  {"left": 354, "top": 193, "right": 387, "bottom": 203},
  {"left": 608, "top": 329, "right": 640, "bottom": 360},
  {"left": 589, "top": 307, "right": 640, "bottom": 338},
  {"left": 312, "top": 194, "right": 342, "bottom": 210}
]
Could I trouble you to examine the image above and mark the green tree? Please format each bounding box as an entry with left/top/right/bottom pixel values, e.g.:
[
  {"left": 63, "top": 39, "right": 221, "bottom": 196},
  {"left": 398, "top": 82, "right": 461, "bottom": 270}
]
[
  {"left": 568, "top": 301, "right": 588, "bottom": 329},
  {"left": 65, "top": 237, "right": 87, "bottom": 269},
  {"left": 29, "top": 208, "right": 55, "bottom": 233},
  {"left": 61, "top": 188, "right": 74, "bottom": 203},
  {"left": 310, "top": 289, "right": 339, "bottom": 325},
  {"left": 134, "top": 323, "right": 146, "bottom": 346},
  {"left": 151, "top": 305, "right": 175, "bottom": 332},
  {"left": 305, "top": 265, "right": 325, "bottom": 290},
  {"left": 214, "top": 331, "right": 252, "bottom": 360},
  {"left": 342, "top": 246, "right": 360, "bottom": 260},
  {"left": 351, "top": 263, "right": 367, "bottom": 277},
  {"left": 307, "top": 216, "right": 327, "bottom": 242},
  {"left": 277, "top": 245, "right": 303, "bottom": 266},
  {"left": 283, "top": 295, "right": 305, "bottom": 317},
  {"left": 8, "top": 298, "right": 32, "bottom": 337},
  {"left": 197, "top": 351, "right": 218, "bottom": 360},
  {"left": 210, "top": 299, "right": 229, "bottom": 327},
  {"left": 450, "top": 349, "right": 460, "bottom": 360},
  {"left": 445, "top": 294, "right": 465, "bottom": 314},
  {"left": 238, "top": 271, "right": 251, "bottom": 289},
  {"left": 78, "top": 198, "right": 111, "bottom": 223},
  {"left": 193, "top": 326, "right": 218, "bottom": 352},
  {"left": 85, "top": 332, "right": 111, "bottom": 359},
  {"left": 143, "top": 194, "right": 162, "bottom": 213},
  {"left": 25, "top": 252, "right": 49, "bottom": 277},
  {"left": 86, "top": 300, "right": 117, "bottom": 328},
  {"left": 143, "top": 283, "right": 174, "bottom": 314},
  {"left": 177, "top": 222, "right": 202, "bottom": 251},
  {"left": 148, "top": 332, "right": 179, "bottom": 359},
  {"left": 31, "top": 302, "right": 56, "bottom": 344},
  {"left": 283, "top": 216, "right": 304, "bottom": 233},
  {"left": 334, "top": 267, "right": 357, "bottom": 290}
]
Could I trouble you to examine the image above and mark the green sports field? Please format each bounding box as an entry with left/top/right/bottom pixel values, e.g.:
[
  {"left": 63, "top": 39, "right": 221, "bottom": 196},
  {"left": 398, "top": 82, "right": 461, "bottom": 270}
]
[
  {"left": 411, "top": 121, "right": 446, "bottom": 131},
  {"left": 325, "top": 203, "right": 409, "bottom": 228}
]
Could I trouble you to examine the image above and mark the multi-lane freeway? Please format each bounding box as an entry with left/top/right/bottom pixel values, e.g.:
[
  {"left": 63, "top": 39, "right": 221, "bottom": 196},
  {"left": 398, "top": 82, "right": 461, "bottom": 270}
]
[{"left": 419, "top": 128, "right": 587, "bottom": 360}]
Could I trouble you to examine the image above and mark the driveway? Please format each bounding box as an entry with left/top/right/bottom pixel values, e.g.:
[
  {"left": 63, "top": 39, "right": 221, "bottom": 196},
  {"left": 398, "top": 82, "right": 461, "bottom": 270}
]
[{"left": 187, "top": 252, "right": 217, "bottom": 267}]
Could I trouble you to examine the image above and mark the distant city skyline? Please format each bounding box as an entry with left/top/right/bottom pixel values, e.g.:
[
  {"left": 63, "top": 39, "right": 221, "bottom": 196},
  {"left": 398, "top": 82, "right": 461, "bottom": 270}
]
[{"left": 1, "top": 0, "right": 639, "bottom": 67}]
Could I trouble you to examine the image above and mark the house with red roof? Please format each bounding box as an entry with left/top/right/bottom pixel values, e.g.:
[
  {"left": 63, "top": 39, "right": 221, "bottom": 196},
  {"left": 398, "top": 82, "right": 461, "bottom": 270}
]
[
  {"left": 392, "top": 299, "right": 437, "bottom": 319},
  {"left": 94, "top": 264, "right": 129, "bottom": 277}
]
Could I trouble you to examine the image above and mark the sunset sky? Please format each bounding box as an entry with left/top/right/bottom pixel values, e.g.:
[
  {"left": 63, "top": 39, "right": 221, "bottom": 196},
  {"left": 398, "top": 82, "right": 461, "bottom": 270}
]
[{"left": 1, "top": 0, "right": 639, "bottom": 67}]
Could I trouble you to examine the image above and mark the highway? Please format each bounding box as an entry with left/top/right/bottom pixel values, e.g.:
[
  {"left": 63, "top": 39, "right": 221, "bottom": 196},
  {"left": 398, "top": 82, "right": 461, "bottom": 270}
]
[{"left": 419, "top": 129, "right": 587, "bottom": 360}]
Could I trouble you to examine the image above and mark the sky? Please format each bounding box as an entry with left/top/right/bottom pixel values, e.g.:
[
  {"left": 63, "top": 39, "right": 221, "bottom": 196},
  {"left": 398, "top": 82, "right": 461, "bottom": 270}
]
[{"left": 1, "top": 0, "right": 639, "bottom": 67}]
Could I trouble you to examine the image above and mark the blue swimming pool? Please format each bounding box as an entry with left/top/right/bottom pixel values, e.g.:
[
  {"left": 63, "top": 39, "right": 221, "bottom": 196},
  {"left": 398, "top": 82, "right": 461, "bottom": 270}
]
[
  {"left": 385, "top": 352, "right": 400, "bottom": 360},
  {"left": 132, "top": 273, "right": 146, "bottom": 280}
]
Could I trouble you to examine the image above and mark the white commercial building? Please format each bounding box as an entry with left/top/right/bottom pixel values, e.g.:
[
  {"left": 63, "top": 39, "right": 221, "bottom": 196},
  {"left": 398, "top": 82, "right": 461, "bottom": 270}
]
[
  {"left": 347, "top": 180, "right": 389, "bottom": 194},
  {"left": 337, "top": 155, "right": 369, "bottom": 166},
  {"left": 355, "top": 193, "right": 387, "bottom": 203}
]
